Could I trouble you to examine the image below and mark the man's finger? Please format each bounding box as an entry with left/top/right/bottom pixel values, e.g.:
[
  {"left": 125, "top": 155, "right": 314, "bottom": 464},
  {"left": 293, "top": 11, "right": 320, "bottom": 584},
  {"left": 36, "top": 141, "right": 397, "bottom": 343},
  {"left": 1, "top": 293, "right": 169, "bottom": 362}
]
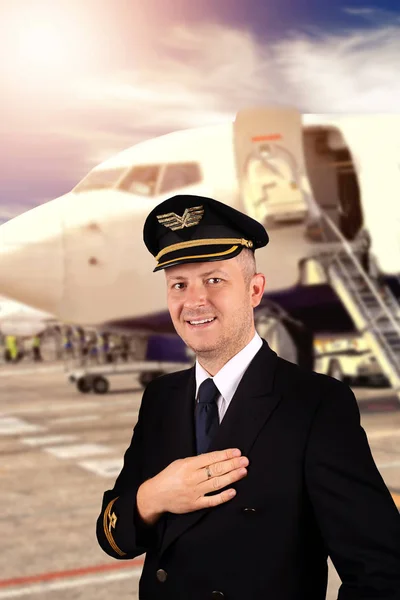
[
  {"left": 194, "top": 448, "right": 241, "bottom": 468},
  {"left": 198, "top": 466, "right": 247, "bottom": 495},
  {"left": 198, "top": 488, "right": 237, "bottom": 509},
  {"left": 194, "top": 455, "right": 249, "bottom": 484}
]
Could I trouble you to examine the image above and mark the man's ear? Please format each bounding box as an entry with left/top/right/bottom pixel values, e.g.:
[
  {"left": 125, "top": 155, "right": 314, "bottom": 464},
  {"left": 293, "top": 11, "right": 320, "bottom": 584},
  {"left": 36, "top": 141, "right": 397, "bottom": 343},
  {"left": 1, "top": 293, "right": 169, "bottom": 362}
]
[{"left": 251, "top": 273, "right": 266, "bottom": 308}]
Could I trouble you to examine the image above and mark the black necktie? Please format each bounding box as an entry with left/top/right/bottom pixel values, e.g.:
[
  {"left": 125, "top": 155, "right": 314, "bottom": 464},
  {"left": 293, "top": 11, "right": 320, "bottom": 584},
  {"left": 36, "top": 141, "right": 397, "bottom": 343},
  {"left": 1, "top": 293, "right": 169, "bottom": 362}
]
[{"left": 195, "top": 378, "right": 220, "bottom": 455}]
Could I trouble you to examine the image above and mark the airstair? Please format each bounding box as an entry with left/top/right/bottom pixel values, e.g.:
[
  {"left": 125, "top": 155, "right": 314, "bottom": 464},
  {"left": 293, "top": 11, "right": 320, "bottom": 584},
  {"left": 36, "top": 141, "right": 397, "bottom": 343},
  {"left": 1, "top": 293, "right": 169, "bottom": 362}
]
[{"left": 305, "top": 213, "right": 400, "bottom": 396}]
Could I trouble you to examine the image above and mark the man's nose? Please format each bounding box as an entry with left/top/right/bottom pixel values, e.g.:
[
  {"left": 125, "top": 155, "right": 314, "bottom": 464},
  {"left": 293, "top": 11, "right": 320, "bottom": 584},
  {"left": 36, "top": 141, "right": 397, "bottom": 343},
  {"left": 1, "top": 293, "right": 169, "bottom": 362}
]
[{"left": 183, "top": 283, "right": 207, "bottom": 308}]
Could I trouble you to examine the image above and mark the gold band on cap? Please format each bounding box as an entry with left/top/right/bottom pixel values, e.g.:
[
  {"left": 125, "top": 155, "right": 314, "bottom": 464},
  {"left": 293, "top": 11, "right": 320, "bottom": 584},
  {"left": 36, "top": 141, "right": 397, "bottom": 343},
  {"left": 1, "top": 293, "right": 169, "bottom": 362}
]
[
  {"left": 155, "top": 237, "right": 253, "bottom": 262},
  {"left": 157, "top": 245, "right": 240, "bottom": 268}
]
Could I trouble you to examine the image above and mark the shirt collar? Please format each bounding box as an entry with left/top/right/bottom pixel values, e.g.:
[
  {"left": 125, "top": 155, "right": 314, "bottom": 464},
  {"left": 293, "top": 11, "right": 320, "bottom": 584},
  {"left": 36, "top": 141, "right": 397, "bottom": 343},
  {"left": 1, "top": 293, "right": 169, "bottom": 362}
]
[{"left": 195, "top": 332, "right": 263, "bottom": 401}]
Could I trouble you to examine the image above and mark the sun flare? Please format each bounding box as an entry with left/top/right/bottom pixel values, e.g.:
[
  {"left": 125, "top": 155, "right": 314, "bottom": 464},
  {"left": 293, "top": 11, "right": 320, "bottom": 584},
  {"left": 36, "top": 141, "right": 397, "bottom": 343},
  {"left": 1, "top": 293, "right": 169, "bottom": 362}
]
[
  {"left": 16, "top": 23, "right": 70, "bottom": 70},
  {"left": 3, "top": 4, "right": 93, "bottom": 82}
]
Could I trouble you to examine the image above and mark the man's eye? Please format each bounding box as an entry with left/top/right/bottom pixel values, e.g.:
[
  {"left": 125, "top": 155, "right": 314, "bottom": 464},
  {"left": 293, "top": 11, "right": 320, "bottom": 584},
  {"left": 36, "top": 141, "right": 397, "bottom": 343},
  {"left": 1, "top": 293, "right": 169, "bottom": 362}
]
[
  {"left": 208, "top": 278, "right": 221, "bottom": 284},
  {"left": 173, "top": 283, "right": 185, "bottom": 290}
]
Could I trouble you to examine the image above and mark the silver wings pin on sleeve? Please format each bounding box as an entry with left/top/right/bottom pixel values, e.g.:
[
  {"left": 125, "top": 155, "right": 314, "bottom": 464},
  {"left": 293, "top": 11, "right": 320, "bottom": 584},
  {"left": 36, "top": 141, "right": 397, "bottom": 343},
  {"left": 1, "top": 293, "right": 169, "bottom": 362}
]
[{"left": 156, "top": 205, "right": 204, "bottom": 230}]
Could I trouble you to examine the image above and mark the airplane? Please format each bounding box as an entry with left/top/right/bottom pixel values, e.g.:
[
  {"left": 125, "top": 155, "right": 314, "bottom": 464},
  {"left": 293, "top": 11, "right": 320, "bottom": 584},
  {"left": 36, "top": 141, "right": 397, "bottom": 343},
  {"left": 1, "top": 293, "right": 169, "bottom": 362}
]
[
  {"left": 0, "top": 106, "right": 400, "bottom": 373},
  {"left": 0, "top": 295, "right": 57, "bottom": 337}
]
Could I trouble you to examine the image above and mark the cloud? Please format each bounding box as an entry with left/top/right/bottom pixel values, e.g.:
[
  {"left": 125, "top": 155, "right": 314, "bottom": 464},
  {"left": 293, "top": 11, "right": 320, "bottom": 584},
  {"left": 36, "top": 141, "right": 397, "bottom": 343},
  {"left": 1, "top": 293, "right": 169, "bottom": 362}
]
[
  {"left": 70, "top": 19, "right": 400, "bottom": 137},
  {"left": 343, "top": 6, "right": 400, "bottom": 24},
  {"left": 1, "top": 17, "right": 400, "bottom": 220}
]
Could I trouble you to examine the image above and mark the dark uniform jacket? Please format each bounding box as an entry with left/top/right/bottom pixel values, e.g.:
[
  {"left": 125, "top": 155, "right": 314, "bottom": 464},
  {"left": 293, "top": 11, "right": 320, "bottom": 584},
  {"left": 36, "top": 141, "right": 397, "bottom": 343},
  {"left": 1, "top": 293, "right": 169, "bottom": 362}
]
[{"left": 96, "top": 340, "right": 400, "bottom": 599}]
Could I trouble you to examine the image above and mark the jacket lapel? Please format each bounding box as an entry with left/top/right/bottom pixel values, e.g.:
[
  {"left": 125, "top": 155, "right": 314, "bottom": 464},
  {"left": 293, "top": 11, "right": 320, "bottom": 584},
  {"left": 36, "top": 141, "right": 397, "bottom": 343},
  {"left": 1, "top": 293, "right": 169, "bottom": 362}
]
[
  {"left": 160, "top": 340, "right": 282, "bottom": 556},
  {"left": 158, "top": 365, "right": 197, "bottom": 469}
]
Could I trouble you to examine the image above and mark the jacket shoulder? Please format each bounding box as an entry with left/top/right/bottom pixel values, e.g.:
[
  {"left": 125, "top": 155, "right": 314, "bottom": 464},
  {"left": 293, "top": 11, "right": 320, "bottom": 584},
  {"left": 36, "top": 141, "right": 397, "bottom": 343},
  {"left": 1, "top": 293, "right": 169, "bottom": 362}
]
[
  {"left": 275, "top": 355, "right": 353, "bottom": 401},
  {"left": 144, "top": 365, "right": 193, "bottom": 394}
]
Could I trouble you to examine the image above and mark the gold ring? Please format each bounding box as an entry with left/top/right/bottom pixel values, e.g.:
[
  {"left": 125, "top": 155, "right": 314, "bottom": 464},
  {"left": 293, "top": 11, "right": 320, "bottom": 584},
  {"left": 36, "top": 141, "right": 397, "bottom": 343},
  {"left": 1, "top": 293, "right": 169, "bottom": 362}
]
[{"left": 205, "top": 466, "right": 212, "bottom": 479}]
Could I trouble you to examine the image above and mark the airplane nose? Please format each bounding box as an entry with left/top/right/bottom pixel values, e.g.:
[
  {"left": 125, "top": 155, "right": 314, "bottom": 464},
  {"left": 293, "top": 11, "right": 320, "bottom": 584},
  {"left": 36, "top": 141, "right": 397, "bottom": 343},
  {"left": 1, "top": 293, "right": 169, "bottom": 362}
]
[
  {"left": 0, "top": 191, "right": 167, "bottom": 325},
  {"left": 0, "top": 200, "right": 64, "bottom": 313}
]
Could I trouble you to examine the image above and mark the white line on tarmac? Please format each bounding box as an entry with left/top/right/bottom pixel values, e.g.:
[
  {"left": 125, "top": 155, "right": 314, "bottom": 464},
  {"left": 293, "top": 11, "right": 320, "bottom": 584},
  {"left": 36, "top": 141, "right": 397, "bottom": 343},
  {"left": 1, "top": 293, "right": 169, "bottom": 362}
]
[
  {"left": 0, "top": 365, "right": 64, "bottom": 378},
  {"left": 21, "top": 435, "right": 79, "bottom": 447},
  {"left": 0, "top": 402, "right": 102, "bottom": 417},
  {"left": 367, "top": 430, "right": 400, "bottom": 440},
  {"left": 103, "top": 397, "right": 140, "bottom": 406},
  {"left": 0, "top": 568, "right": 141, "bottom": 598},
  {"left": 49, "top": 415, "right": 100, "bottom": 425},
  {"left": 377, "top": 460, "right": 400, "bottom": 469},
  {"left": 119, "top": 411, "right": 139, "bottom": 419},
  {"left": 0, "top": 398, "right": 137, "bottom": 420},
  {"left": 78, "top": 457, "right": 124, "bottom": 478},
  {"left": 44, "top": 443, "right": 112, "bottom": 459},
  {"left": 0, "top": 418, "right": 45, "bottom": 436}
]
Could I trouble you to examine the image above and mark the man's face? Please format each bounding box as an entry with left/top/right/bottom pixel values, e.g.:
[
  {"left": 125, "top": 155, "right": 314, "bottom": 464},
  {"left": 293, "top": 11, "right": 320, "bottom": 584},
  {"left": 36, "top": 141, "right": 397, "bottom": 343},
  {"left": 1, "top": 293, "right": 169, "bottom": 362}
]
[{"left": 165, "top": 256, "right": 264, "bottom": 360}]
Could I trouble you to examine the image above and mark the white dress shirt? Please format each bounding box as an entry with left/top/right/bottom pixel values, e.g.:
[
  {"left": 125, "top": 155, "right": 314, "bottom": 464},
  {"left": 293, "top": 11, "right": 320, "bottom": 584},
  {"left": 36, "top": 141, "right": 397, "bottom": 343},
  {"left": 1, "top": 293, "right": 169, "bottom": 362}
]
[{"left": 195, "top": 332, "right": 263, "bottom": 423}]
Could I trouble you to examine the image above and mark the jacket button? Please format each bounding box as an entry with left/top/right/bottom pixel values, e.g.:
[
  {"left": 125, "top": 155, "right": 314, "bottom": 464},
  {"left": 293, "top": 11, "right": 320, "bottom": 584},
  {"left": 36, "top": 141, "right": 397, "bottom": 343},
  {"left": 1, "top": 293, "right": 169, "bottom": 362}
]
[
  {"left": 211, "top": 592, "right": 224, "bottom": 599},
  {"left": 242, "top": 507, "right": 257, "bottom": 514},
  {"left": 156, "top": 569, "right": 168, "bottom": 583}
]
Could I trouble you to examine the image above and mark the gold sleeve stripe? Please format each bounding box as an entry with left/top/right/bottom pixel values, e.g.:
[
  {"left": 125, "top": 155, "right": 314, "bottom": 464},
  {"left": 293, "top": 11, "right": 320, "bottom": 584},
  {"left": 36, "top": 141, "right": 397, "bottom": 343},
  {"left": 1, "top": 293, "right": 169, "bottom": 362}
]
[
  {"left": 103, "top": 497, "right": 127, "bottom": 557},
  {"left": 157, "top": 245, "right": 240, "bottom": 269},
  {"left": 155, "top": 237, "right": 253, "bottom": 261}
]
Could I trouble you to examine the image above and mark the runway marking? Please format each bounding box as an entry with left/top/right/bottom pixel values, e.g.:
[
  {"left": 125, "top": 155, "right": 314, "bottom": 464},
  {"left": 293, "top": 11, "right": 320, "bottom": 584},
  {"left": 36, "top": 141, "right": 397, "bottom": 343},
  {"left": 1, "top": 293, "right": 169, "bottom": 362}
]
[
  {"left": 20, "top": 435, "right": 79, "bottom": 447},
  {"left": 0, "top": 401, "right": 102, "bottom": 416},
  {"left": 49, "top": 415, "right": 100, "bottom": 425},
  {"left": 377, "top": 460, "right": 400, "bottom": 469},
  {"left": 367, "top": 429, "right": 400, "bottom": 440},
  {"left": 119, "top": 411, "right": 139, "bottom": 419},
  {"left": 44, "top": 443, "right": 112, "bottom": 459},
  {"left": 360, "top": 399, "right": 400, "bottom": 413},
  {"left": 0, "top": 365, "right": 64, "bottom": 378},
  {"left": 78, "top": 457, "right": 123, "bottom": 478},
  {"left": 0, "top": 559, "right": 143, "bottom": 597},
  {"left": 0, "top": 417, "right": 45, "bottom": 436},
  {"left": 0, "top": 570, "right": 140, "bottom": 598}
]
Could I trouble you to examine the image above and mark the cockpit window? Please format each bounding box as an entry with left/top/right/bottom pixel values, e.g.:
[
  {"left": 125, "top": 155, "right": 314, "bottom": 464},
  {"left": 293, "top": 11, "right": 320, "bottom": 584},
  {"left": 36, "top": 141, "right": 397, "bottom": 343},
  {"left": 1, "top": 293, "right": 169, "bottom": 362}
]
[
  {"left": 74, "top": 168, "right": 126, "bottom": 193},
  {"left": 119, "top": 165, "right": 161, "bottom": 196},
  {"left": 159, "top": 163, "right": 202, "bottom": 194},
  {"left": 74, "top": 161, "right": 202, "bottom": 197}
]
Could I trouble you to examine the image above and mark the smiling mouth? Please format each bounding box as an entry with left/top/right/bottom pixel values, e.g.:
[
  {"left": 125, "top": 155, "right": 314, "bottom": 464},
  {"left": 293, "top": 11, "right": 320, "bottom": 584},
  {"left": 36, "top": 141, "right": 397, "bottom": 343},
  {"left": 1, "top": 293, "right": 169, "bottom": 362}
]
[{"left": 185, "top": 317, "right": 217, "bottom": 327}]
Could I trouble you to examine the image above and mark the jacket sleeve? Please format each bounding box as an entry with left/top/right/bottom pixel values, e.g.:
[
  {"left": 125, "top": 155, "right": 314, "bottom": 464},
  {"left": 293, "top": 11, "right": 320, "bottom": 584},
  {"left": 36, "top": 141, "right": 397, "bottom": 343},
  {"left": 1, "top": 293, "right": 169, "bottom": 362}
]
[
  {"left": 96, "top": 381, "right": 161, "bottom": 560},
  {"left": 305, "top": 381, "right": 400, "bottom": 599}
]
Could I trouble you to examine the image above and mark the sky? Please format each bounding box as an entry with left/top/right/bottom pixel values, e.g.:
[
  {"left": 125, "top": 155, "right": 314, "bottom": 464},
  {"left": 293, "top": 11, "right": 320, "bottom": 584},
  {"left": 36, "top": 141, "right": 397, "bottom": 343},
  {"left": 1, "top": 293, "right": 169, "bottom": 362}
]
[{"left": 1, "top": 0, "right": 400, "bottom": 222}]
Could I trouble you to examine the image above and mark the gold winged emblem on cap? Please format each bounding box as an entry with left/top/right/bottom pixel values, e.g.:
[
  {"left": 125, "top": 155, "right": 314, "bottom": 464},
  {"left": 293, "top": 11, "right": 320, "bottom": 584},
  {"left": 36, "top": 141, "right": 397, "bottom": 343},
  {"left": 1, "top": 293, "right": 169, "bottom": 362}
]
[{"left": 156, "top": 205, "right": 204, "bottom": 230}]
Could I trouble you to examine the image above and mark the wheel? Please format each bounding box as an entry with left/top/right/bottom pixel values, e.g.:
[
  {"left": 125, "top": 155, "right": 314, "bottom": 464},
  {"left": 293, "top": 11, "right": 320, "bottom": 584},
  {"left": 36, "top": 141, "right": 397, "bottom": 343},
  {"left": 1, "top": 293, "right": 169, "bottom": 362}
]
[
  {"left": 327, "top": 359, "right": 344, "bottom": 382},
  {"left": 92, "top": 376, "right": 110, "bottom": 394},
  {"left": 139, "top": 370, "right": 164, "bottom": 388},
  {"left": 77, "top": 377, "right": 92, "bottom": 393}
]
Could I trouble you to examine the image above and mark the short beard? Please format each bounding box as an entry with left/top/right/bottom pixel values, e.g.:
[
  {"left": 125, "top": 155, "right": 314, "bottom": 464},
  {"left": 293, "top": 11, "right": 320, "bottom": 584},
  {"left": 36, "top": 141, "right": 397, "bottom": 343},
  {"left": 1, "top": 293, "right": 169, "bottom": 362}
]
[{"left": 187, "top": 302, "right": 254, "bottom": 368}]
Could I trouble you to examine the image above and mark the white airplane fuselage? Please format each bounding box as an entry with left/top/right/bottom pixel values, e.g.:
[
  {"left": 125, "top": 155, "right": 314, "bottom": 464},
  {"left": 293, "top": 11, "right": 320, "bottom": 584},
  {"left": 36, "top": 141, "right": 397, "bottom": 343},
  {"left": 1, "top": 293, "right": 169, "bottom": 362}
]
[{"left": 0, "top": 108, "right": 399, "bottom": 333}]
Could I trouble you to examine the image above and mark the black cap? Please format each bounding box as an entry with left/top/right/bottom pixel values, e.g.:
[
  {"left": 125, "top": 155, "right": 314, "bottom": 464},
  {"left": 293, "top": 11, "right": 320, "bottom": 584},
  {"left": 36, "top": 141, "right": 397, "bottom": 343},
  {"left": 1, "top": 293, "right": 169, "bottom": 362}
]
[{"left": 143, "top": 194, "right": 269, "bottom": 272}]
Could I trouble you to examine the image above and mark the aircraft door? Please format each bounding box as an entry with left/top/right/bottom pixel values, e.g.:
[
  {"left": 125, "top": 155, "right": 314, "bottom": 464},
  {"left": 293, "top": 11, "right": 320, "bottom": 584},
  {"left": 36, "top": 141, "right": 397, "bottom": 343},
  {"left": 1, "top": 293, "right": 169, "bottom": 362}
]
[
  {"left": 336, "top": 151, "right": 363, "bottom": 240},
  {"left": 233, "top": 107, "right": 314, "bottom": 228}
]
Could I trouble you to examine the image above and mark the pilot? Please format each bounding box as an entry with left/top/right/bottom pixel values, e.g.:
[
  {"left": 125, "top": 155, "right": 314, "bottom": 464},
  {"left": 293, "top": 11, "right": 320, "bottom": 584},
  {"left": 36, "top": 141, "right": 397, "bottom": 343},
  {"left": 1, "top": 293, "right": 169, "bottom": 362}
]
[{"left": 96, "top": 194, "right": 400, "bottom": 599}]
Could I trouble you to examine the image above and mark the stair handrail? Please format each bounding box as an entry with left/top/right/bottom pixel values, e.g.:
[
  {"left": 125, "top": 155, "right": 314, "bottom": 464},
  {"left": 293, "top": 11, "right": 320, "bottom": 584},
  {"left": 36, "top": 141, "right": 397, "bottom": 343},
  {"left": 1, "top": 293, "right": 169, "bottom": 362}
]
[{"left": 317, "top": 211, "right": 400, "bottom": 339}]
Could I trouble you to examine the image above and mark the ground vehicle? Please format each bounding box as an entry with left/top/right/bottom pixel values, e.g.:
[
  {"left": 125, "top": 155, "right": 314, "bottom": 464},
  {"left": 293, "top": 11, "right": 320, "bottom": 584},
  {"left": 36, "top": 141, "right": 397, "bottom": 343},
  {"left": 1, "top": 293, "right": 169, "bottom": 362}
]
[{"left": 314, "top": 334, "right": 389, "bottom": 386}]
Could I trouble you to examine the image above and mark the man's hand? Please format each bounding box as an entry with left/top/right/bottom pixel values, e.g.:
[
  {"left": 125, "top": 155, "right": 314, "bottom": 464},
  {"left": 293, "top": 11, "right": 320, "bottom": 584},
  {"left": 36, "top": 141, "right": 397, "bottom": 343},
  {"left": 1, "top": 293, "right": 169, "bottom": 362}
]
[{"left": 136, "top": 448, "right": 248, "bottom": 525}]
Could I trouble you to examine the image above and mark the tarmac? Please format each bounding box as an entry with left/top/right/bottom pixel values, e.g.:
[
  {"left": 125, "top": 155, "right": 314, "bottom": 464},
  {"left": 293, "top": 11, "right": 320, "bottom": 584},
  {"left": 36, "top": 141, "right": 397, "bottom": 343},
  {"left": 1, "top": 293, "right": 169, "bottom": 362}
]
[{"left": 0, "top": 360, "right": 399, "bottom": 599}]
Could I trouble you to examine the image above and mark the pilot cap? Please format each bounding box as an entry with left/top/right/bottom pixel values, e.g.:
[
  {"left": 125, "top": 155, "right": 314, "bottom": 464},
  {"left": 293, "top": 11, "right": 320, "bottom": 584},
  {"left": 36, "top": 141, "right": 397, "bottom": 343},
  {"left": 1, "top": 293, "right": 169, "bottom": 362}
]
[{"left": 143, "top": 194, "right": 269, "bottom": 272}]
